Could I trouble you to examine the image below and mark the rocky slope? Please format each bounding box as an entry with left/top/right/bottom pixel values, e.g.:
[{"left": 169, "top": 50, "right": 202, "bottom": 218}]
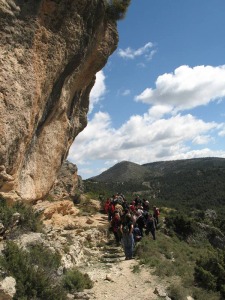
[{"left": 0, "top": 0, "right": 118, "bottom": 202}]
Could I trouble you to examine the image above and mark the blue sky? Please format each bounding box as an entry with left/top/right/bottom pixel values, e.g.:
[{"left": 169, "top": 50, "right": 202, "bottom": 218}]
[{"left": 68, "top": 0, "right": 225, "bottom": 179}]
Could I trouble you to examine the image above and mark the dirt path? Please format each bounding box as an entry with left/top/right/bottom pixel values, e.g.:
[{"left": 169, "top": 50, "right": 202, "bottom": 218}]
[
  {"left": 79, "top": 212, "right": 160, "bottom": 300},
  {"left": 35, "top": 199, "right": 164, "bottom": 299},
  {"left": 85, "top": 258, "right": 159, "bottom": 300}
]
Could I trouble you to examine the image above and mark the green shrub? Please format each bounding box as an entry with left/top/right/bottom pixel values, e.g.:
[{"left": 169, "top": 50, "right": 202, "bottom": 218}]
[
  {"left": 194, "top": 251, "right": 225, "bottom": 296},
  {"left": 191, "top": 287, "right": 221, "bottom": 300},
  {"left": 0, "top": 241, "right": 95, "bottom": 298},
  {"left": 78, "top": 197, "right": 99, "bottom": 216},
  {"left": 135, "top": 233, "right": 194, "bottom": 279},
  {"left": 0, "top": 241, "right": 65, "bottom": 299},
  {"left": 106, "top": 0, "right": 131, "bottom": 21},
  {"left": 167, "top": 283, "right": 188, "bottom": 300},
  {"left": 0, "top": 196, "right": 42, "bottom": 237},
  {"left": 165, "top": 214, "right": 196, "bottom": 239},
  {"left": 62, "top": 268, "right": 93, "bottom": 292},
  {"left": 194, "top": 266, "right": 217, "bottom": 290},
  {"left": 220, "top": 284, "right": 225, "bottom": 298},
  {"left": 217, "top": 218, "right": 225, "bottom": 235},
  {"left": 134, "top": 230, "right": 223, "bottom": 299},
  {"left": 132, "top": 264, "right": 141, "bottom": 273}
]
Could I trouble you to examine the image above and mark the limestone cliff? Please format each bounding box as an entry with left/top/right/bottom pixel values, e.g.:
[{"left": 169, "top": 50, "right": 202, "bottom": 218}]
[
  {"left": 0, "top": 0, "right": 118, "bottom": 202},
  {"left": 48, "top": 160, "right": 83, "bottom": 201}
]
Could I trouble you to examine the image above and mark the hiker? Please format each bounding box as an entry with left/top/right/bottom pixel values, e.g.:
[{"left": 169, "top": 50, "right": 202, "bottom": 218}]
[
  {"left": 115, "top": 200, "right": 123, "bottom": 216},
  {"left": 120, "top": 208, "right": 129, "bottom": 223},
  {"left": 104, "top": 198, "right": 110, "bottom": 214},
  {"left": 108, "top": 199, "right": 115, "bottom": 222},
  {"left": 133, "top": 224, "right": 142, "bottom": 243},
  {"left": 143, "top": 199, "right": 150, "bottom": 212},
  {"left": 135, "top": 210, "right": 146, "bottom": 237},
  {"left": 134, "top": 195, "right": 141, "bottom": 206},
  {"left": 129, "top": 200, "right": 136, "bottom": 212},
  {"left": 145, "top": 213, "right": 156, "bottom": 240},
  {"left": 111, "top": 211, "right": 121, "bottom": 246},
  {"left": 120, "top": 213, "right": 134, "bottom": 260},
  {"left": 117, "top": 193, "right": 123, "bottom": 205},
  {"left": 153, "top": 205, "right": 160, "bottom": 225},
  {"left": 122, "top": 198, "right": 129, "bottom": 210}
]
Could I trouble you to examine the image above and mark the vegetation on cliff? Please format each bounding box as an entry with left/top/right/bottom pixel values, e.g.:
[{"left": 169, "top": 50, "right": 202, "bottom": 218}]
[
  {"left": 106, "top": 0, "right": 131, "bottom": 20},
  {"left": 0, "top": 196, "right": 43, "bottom": 238},
  {"left": 0, "top": 240, "right": 93, "bottom": 299},
  {"left": 0, "top": 241, "right": 65, "bottom": 299},
  {"left": 0, "top": 196, "right": 93, "bottom": 299}
]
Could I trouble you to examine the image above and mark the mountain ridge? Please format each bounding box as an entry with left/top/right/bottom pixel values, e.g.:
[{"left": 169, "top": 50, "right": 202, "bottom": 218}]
[
  {"left": 89, "top": 157, "right": 225, "bottom": 182},
  {"left": 85, "top": 156, "right": 225, "bottom": 212}
]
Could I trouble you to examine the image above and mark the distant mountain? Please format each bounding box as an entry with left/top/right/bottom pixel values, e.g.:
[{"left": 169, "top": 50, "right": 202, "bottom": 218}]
[
  {"left": 143, "top": 157, "right": 225, "bottom": 175},
  {"left": 89, "top": 161, "right": 150, "bottom": 183},
  {"left": 89, "top": 157, "right": 225, "bottom": 183},
  {"left": 87, "top": 157, "right": 225, "bottom": 211}
]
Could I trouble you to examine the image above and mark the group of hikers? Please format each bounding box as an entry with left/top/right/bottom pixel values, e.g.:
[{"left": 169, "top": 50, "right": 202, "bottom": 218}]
[{"left": 103, "top": 193, "right": 160, "bottom": 260}]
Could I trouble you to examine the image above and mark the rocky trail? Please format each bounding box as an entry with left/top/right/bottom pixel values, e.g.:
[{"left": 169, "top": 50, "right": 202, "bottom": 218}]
[
  {"left": 32, "top": 199, "right": 170, "bottom": 300},
  {"left": 77, "top": 213, "right": 162, "bottom": 300}
]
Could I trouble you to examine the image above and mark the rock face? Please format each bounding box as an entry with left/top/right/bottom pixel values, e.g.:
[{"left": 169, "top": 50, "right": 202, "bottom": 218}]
[
  {"left": 48, "top": 160, "right": 83, "bottom": 200},
  {"left": 0, "top": 0, "right": 118, "bottom": 202}
]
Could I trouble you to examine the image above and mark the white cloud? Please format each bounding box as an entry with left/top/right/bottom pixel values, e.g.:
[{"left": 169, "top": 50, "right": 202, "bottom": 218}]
[
  {"left": 118, "top": 113, "right": 218, "bottom": 149},
  {"left": 218, "top": 128, "right": 225, "bottom": 137},
  {"left": 137, "top": 62, "right": 146, "bottom": 68},
  {"left": 68, "top": 111, "right": 115, "bottom": 164},
  {"left": 78, "top": 168, "right": 94, "bottom": 176},
  {"left": 117, "top": 42, "right": 156, "bottom": 60},
  {"left": 89, "top": 71, "right": 106, "bottom": 113},
  {"left": 68, "top": 108, "right": 224, "bottom": 178},
  {"left": 147, "top": 105, "right": 173, "bottom": 120},
  {"left": 192, "top": 135, "right": 214, "bottom": 145},
  {"left": 135, "top": 65, "right": 225, "bottom": 111},
  {"left": 68, "top": 64, "right": 225, "bottom": 178},
  {"left": 122, "top": 89, "right": 131, "bottom": 96},
  {"left": 172, "top": 149, "right": 225, "bottom": 161},
  {"left": 145, "top": 49, "right": 157, "bottom": 61}
]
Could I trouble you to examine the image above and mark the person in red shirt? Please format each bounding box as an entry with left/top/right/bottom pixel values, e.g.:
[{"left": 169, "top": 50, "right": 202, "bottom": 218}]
[
  {"left": 153, "top": 205, "right": 160, "bottom": 225},
  {"left": 104, "top": 198, "right": 110, "bottom": 214},
  {"left": 111, "top": 211, "right": 121, "bottom": 246}
]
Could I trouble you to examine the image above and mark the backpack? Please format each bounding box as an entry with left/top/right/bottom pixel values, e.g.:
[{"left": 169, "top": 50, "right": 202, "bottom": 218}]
[
  {"left": 109, "top": 203, "right": 115, "bottom": 215},
  {"left": 123, "top": 223, "right": 130, "bottom": 235}
]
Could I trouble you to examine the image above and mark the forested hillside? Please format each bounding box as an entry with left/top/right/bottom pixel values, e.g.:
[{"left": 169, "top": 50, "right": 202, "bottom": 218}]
[{"left": 85, "top": 157, "right": 225, "bottom": 213}]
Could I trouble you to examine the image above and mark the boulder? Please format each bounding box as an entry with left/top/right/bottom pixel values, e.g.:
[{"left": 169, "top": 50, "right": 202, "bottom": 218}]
[{"left": 0, "top": 276, "right": 16, "bottom": 300}]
